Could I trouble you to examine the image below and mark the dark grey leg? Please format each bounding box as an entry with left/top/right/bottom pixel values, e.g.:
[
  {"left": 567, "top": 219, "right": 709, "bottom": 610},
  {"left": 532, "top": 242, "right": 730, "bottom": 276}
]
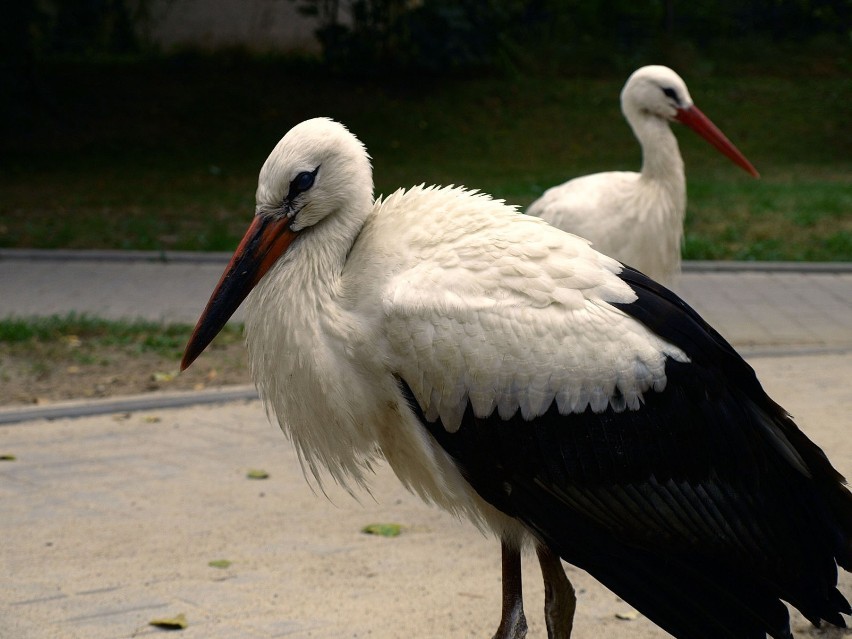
[
  {"left": 492, "top": 540, "right": 528, "bottom": 639},
  {"left": 536, "top": 544, "right": 576, "bottom": 639}
]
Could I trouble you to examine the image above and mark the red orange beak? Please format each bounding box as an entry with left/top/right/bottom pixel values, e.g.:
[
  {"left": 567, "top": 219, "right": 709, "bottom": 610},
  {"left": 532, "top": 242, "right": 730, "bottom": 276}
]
[
  {"left": 181, "top": 214, "right": 298, "bottom": 371},
  {"left": 675, "top": 105, "right": 760, "bottom": 178}
]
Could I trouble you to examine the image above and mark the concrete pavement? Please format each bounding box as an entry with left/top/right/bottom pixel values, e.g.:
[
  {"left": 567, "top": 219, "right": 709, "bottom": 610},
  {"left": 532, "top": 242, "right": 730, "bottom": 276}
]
[{"left": 1, "top": 249, "right": 851, "bottom": 638}]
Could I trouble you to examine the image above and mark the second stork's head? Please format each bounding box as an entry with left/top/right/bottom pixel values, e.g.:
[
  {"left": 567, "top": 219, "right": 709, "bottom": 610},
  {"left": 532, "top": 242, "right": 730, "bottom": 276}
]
[{"left": 620, "top": 65, "right": 759, "bottom": 177}]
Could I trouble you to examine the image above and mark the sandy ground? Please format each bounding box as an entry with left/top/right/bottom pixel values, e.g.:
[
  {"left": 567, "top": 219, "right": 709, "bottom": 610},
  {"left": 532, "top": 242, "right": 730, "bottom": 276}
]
[{"left": 1, "top": 352, "right": 851, "bottom": 638}]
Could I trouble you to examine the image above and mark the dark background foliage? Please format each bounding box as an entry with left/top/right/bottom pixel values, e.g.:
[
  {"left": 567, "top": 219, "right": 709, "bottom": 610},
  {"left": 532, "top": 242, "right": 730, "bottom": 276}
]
[
  {"left": 1, "top": 0, "right": 848, "bottom": 260},
  {"left": 290, "top": 0, "right": 850, "bottom": 74},
  {"left": 4, "top": 0, "right": 851, "bottom": 72}
]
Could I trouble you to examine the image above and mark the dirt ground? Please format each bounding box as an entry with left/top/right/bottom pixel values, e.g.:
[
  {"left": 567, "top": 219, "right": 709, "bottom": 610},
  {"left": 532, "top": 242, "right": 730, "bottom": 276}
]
[{"left": 0, "top": 341, "right": 251, "bottom": 406}]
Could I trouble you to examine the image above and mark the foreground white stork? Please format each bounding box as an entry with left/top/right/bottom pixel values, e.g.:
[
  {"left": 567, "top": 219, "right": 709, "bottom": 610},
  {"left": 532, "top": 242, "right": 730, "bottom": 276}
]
[
  {"left": 182, "top": 118, "right": 851, "bottom": 639},
  {"left": 527, "top": 65, "right": 759, "bottom": 287}
]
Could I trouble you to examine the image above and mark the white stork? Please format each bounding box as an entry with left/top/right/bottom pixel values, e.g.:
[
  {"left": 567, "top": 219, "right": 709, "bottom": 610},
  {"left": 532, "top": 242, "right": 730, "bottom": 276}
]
[
  {"left": 182, "top": 118, "right": 850, "bottom": 639},
  {"left": 527, "top": 65, "right": 760, "bottom": 287}
]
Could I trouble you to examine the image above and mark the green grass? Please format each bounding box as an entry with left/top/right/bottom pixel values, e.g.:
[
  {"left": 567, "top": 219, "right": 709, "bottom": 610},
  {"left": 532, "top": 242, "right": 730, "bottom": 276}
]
[
  {"left": 684, "top": 177, "right": 852, "bottom": 261},
  {"left": 2, "top": 59, "right": 850, "bottom": 260},
  {"left": 0, "top": 314, "right": 243, "bottom": 359}
]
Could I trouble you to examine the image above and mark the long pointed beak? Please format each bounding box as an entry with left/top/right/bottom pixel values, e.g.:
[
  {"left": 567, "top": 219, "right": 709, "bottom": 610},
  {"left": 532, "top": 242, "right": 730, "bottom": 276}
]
[
  {"left": 675, "top": 105, "right": 760, "bottom": 178},
  {"left": 181, "top": 214, "right": 298, "bottom": 371}
]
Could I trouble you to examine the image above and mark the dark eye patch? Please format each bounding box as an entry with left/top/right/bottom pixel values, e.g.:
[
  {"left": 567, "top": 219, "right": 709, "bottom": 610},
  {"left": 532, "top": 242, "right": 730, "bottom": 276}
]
[
  {"left": 286, "top": 167, "right": 319, "bottom": 201},
  {"left": 662, "top": 87, "right": 680, "bottom": 103}
]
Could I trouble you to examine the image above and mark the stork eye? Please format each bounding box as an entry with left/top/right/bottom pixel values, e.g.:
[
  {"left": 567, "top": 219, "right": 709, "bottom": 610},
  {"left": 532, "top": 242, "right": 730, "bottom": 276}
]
[
  {"left": 290, "top": 169, "right": 317, "bottom": 196},
  {"left": 662, "top": 87, "right": 679, "bottom": 101}
]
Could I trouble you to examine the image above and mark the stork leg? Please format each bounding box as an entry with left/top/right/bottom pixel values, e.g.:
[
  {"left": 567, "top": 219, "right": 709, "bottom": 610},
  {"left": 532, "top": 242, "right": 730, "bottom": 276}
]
[
  {"left": 536, "top": 544, "right": 576, "bottom": 639},
  {"left": 492, "top": 540, "right": 528, "bottom": 639}
]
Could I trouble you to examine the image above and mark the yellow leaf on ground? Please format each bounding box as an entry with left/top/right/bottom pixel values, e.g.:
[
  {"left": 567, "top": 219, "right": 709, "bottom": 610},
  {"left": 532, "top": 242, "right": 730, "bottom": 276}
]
[{"left": 615, "top": 609, "right": 640, "bottom": 620}]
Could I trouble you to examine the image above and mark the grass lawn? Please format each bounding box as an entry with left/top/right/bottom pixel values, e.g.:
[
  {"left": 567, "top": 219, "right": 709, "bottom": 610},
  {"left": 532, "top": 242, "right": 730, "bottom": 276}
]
[{"left": 2, "top": 59, "right": 850, "bottom": 260}]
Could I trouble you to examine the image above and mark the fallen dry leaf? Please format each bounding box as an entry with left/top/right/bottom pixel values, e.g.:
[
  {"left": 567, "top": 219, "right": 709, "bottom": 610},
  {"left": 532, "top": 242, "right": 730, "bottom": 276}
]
[
  {"left": 149, "top": 612, "right": 188, "bottom": 629},
  {"left": 615, "top": 609, "right": 640, "bottom": 620},
  {"left": 151, "top": 371, "right": 177, "bottom": 383}
]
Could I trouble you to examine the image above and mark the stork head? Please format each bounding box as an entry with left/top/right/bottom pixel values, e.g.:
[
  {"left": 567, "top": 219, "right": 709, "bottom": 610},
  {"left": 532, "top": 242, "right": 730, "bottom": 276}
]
[
  {"left": 621, "top": 65, "right": 759, "bottom": 177},
  {"left": 256, "top": 117, "right": 373, "bottom": 231},
  {"left": 181, "top": 118, "right": 373, "bottom": 370},
  {"left": 621, "top": 65, "right": 695, "bottom": 123}
]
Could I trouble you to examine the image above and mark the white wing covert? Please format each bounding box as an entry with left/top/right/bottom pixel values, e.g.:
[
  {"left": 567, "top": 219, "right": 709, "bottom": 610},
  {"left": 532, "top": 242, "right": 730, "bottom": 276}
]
[{"left": 375, "top": 186, "right": 689, "bottom": 433}]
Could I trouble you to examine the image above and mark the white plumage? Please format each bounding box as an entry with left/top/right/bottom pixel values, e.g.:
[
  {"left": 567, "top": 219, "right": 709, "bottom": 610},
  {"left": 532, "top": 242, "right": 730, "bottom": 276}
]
[
  {"left": 528, "top": 65, "right": 759, "bottom": 287},
  {"left": 183, "top": 117, "right": 850, "bottom": 639}
]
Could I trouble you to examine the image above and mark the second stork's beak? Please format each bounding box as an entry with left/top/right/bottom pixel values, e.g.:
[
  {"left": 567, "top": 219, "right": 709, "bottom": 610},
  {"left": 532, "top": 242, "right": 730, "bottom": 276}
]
[
  {"left": 675, "top": 105, "right": 760, "bottom": 178},
  {"left": 181, "top": 214, "right": 298, "bottom": 370}
]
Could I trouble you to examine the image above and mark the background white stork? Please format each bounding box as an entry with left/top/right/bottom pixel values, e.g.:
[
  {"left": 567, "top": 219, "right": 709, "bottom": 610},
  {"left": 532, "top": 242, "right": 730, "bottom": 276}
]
[
  {"left": 182, "top": 118, "right": 850, "bottom": 639},
  {"left": 527, "top": 65, "right": 759, "bottom": 287}
]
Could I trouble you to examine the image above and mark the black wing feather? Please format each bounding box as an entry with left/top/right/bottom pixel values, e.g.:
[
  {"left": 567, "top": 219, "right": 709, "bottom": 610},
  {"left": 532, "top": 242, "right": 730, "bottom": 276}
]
[
  {"left": 614, "top": 267, "right": 852, "bottom": 565},
  {"left": 399, "top": 267, "right": 852, "bottom": 639}
]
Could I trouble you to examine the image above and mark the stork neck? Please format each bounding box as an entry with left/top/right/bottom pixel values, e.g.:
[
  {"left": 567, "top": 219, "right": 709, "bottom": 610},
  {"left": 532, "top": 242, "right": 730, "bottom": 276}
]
[
  {"left": 297, "top": 203, "right": 370, "bottom": 292},
  {"left": 243, "top": 195, "right": 383, "bottom": 491},
  {"left": 628, "top": 112, "right": 685, "bottom": 186}
]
